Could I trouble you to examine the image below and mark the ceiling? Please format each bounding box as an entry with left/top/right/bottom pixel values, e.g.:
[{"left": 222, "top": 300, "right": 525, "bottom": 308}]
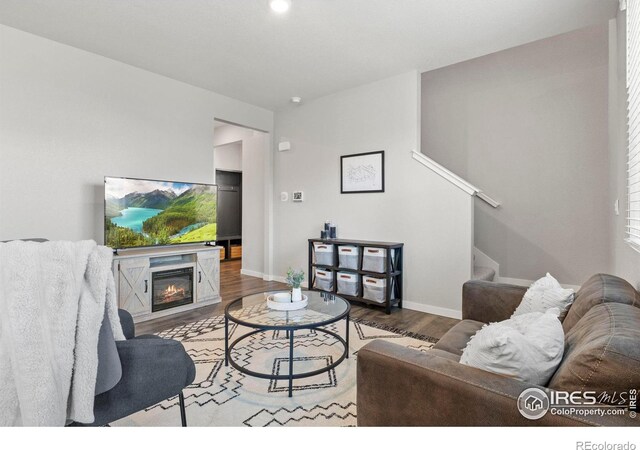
[{"left": 0, "top": 0, "right": 618, "bottom": 110}]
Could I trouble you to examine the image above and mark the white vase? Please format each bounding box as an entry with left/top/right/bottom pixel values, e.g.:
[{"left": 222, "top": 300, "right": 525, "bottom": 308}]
[{"left": 291, "top": 287, "right": 303, "bottom": 302}]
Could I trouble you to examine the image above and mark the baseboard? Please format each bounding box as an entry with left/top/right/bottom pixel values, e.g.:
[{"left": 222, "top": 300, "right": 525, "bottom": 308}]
[
  {"left": 403, "top": 301, "right": 462, "bottom": 320},
  {"left": 260, "top": 277, "right": 459, "bottom": 317},
  {"left": 262, "top": 274, "right": 310, "bottom": 288},
  {"left": 264, "top": 275, "right": 286, "bottom": 283},
  {"left": 240, "top": 269, "right": 264, "bottom": 279},
  {"left": 251, "top": 276, "right": 461, "bottom": 318},
  {"left": 497, "top": 276, "right": 580, "bottom": 291}
]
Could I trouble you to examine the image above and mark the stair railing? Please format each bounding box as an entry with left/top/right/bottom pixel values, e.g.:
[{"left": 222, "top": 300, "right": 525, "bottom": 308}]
[{"left": 411, "top": 150, "right": 500, "bottom": 208}]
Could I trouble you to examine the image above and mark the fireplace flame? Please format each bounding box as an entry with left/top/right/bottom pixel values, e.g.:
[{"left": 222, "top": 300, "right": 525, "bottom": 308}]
[{"left": 163, "top": 284, "right": 186, "bottom": 300}]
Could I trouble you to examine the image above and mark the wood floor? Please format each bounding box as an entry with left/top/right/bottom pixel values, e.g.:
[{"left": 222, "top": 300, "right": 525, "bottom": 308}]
[{"left": 136, "top": 259, "right": 459, "bottom": 339}]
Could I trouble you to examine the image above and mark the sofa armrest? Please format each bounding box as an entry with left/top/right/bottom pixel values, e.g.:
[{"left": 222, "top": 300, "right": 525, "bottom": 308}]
[
  {"left": 462, "top": 280, "right": 527, "bottom": 323},
  {"left": 357, "top": 340, "right": 638, "bottom": 426},
  {"left": 118, "top": 309, "right": 135, "bottom": 339}
]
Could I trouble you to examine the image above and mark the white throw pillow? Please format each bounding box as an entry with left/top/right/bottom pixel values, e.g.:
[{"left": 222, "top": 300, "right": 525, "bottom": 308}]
[
  {"left": 529, "top": 272, "right": 562, "bottom": 290},
  {"left": 460, "top": 309, "right": 565, "bottom": 385},
  {"left": 512, "top": 273, "right": 574, "bottom": 318}
]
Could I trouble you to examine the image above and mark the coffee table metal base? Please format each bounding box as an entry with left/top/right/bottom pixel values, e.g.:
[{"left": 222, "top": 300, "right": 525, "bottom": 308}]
[{"left": 224, "top": 316, "right": 350, "bottom": 397}]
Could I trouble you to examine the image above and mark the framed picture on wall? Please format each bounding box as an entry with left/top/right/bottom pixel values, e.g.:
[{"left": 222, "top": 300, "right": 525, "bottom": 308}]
[{"left": 340, "top": 151, "right": 385, "bottom": 194}]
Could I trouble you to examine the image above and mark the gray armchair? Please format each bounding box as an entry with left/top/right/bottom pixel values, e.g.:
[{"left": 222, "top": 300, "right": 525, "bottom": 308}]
[
  {"left": 76, "top": 309, "right": 196, "bottom": 426},
  {"left": 3, "top": 239, "right": 196, "bottom": 426}
]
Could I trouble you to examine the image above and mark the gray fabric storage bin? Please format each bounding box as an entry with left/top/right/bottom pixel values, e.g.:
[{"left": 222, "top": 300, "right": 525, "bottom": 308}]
[
  {"left": 362, "top": 276, "right": 394, "bottom": 303},
  {"left": 314, "top": 243, "right": 334, "bottom": 266},
  {"left": 338, "top": 245, "right": 359, "bottom": 270},
  {"left": 314, "top": 269, "right": 334, "bottom": 292},
  {"left": 362, "top": 247, "right": 395, "bottom": 273},
  {"left": 336, "top": 272, "right": 359, "bottom": 296}
]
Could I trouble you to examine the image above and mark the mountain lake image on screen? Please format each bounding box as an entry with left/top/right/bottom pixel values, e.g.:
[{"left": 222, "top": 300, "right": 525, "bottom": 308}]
[{"left": 104, "top": 176, "right": 217, "bottom": 249}]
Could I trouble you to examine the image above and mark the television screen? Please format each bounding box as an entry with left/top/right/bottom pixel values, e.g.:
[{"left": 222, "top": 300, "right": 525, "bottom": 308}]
[{"left": 105, "top": 176, "right": 217, "bottom": 249}]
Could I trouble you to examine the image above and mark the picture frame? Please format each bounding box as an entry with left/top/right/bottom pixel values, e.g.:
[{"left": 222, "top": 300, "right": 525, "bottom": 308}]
[{"left": 340, "top": 151, "right": 385, "bottom": 194}]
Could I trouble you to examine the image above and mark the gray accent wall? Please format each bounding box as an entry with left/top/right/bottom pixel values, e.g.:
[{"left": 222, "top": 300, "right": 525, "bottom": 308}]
[{"left": 421, "top": 24, "right": 610, "bottom": 285}]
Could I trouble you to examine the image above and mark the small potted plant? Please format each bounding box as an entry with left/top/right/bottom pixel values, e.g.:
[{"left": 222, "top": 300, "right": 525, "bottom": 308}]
[{"left": 285, "top": 268, "right": 305, "bottom": 302}]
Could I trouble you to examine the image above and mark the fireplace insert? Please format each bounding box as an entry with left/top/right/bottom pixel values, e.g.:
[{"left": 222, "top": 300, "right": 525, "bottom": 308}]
[{"left": 152, "top": 267, "right": 194, "bottom": 312}]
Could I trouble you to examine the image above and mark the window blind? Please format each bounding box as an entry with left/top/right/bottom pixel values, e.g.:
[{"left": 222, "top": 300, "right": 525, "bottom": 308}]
[{"left": 627, "top": 0, "right": 640, "bottom": 250}]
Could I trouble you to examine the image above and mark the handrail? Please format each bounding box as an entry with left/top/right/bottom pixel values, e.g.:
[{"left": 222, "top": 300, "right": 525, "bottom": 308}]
[
  {"left": 477, "top": 192, "right": 501, "bottom": 208},
  {"left": 411, "top": 150, "right": 501, "bottom": 208}
]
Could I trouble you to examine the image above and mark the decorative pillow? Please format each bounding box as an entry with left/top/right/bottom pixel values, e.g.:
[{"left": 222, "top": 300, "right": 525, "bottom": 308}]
[
  {"left": 529, "top": 272, "right": 563, "bottom": 290},
  {"left": 460, "top": 309, "right": 565, "bottom": 385},
  {"left": 512, "top": 273, "right": 574, "bottom": 318}
]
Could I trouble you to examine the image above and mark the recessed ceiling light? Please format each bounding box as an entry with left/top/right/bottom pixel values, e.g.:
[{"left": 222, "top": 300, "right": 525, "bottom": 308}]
[
  {"left": 291, "top": 96, "right": 302, "bottom": 104},
  {"left": 269, "top": 0, "right": 291, "bottom": 14}
]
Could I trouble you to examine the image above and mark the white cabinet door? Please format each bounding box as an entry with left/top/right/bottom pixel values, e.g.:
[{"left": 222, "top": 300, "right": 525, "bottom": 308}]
[
  {"left": 196, "top": 250, "right": 220, "bottom": 302},
  {"left": 117, "top": 257, "right": 151, "bottom": 316}
]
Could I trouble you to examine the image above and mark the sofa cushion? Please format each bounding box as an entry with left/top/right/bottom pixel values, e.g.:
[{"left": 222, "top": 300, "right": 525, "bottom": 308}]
[
  {"left": 548, "top": 303, "right": 640, "bottom": 400},
  {"left": 562, "top": 274, "right": 640, "bottom": 333},
  {"left": 432, "top": 320, "right": 484, "bottom": 356}
]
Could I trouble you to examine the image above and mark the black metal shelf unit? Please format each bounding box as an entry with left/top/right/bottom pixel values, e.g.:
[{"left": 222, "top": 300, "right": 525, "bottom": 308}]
[
  {"left": 216, "top": 235, "right": 242, "bottom": 262},
  {"left": 308, "top": 238, "right": 404, "bottom": 314}
]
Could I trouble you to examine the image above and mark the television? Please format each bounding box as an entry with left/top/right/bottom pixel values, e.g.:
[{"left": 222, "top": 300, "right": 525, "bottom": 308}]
[{"left": 104, "top": 176, "right": 217, "bottom": 249}]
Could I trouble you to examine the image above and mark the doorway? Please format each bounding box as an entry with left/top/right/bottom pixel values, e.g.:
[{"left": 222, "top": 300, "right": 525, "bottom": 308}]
[
  {"left": 213, "top": 119, "right": 269, "bottom": 279},
  {"left": 215, "top": 169, "right": 242, "bottom": 262}
]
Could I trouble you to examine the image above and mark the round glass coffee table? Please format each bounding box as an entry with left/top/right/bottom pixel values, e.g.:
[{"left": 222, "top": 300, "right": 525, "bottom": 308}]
[{"left": 224, "top": 290, "right": 350, "bottom": 397}]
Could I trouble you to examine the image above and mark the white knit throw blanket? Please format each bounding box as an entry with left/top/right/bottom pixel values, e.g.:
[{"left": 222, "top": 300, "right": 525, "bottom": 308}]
[{"left": 0, "top": 240, "right": 125, "bottom": 426}]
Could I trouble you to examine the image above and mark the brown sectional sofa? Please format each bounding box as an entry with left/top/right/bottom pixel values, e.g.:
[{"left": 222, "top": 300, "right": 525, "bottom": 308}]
[{"left": 357, "top": 274, "right": 640, "bottom": 426}]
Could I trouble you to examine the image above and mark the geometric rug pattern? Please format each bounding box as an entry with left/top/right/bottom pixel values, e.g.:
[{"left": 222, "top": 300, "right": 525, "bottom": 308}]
[{"left": 112, "top": 314, "right": 437, "bottom": 427}]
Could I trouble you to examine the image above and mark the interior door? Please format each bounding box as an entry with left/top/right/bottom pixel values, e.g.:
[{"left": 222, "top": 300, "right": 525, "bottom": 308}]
[
  {"left": 117, "top": 257, "right": 151, "bottom": 316},
  {"left": 196, "top": 250, "right": 220, "bottom": 302}
]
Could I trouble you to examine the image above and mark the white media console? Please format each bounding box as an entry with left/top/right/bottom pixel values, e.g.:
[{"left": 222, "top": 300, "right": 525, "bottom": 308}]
[{"left": 112, "top": 245, "right": 221, "bottom": 323}]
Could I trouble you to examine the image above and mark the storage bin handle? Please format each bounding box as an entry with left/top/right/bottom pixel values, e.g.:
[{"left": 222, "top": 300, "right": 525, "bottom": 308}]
[{"left": 367, "top": 249, "right": 380, "bottom": 254}]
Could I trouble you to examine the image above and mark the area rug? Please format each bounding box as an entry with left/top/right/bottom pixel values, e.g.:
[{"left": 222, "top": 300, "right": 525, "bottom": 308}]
[{"left": 112, "top": 313, "right": 438, "bottom": 427}]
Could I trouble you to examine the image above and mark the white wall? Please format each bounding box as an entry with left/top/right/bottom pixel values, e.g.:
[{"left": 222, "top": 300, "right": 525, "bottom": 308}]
[
  {"left": 273, "top": 71, "right": 474, "bottom": 317},
  {"left": 213, "top": 141, "right": 242, "bottom": 174},
  {"left": 213, "top": 124, "right": 268, "bottom": 277},
  {"left": 609, "top": 14, "right": 640, "bottom": 289},
  {"left": 421, "top": 25, "right": 610, "bottom": 286},
  {"left": 0, "top": 25, "right": 273, "bottom": 243}
]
